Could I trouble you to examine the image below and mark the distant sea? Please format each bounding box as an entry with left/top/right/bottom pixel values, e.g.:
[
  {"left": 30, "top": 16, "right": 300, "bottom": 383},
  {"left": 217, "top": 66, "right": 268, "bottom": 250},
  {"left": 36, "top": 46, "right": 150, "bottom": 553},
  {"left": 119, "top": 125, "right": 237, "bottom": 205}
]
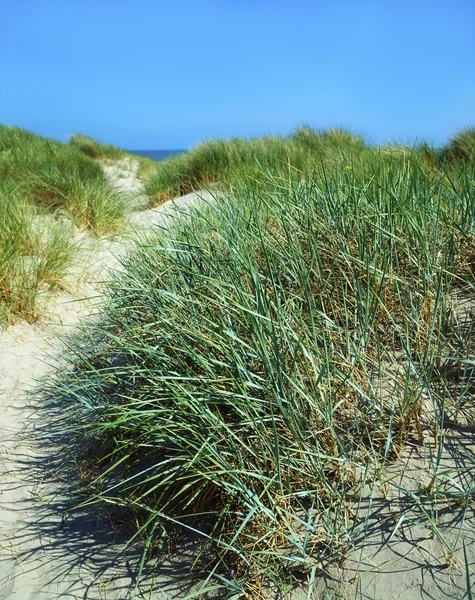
[{"left": 129, "top": 149, "right": 186, "bottom": 161}]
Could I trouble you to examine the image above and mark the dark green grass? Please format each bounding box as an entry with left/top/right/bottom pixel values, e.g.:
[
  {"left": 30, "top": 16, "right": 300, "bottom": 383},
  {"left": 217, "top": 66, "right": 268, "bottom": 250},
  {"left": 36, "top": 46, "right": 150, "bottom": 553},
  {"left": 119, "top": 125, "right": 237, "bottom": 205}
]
[
  {"left": 69, "top": 133, "right": 127, "bottom": 161},
  {"left": 51, "top": 151, "right": 475, "bottom": 596},
  {"left": 443, "top": 127, "right": 475, "bottom": 164}
]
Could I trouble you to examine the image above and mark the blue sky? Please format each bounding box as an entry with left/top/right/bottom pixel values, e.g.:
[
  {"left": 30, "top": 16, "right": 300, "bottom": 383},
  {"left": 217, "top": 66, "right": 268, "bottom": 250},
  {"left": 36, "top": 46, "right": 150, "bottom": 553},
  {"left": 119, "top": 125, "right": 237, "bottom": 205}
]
[{"left": 1, "top": 0, "right": 474, "bottom": 149}]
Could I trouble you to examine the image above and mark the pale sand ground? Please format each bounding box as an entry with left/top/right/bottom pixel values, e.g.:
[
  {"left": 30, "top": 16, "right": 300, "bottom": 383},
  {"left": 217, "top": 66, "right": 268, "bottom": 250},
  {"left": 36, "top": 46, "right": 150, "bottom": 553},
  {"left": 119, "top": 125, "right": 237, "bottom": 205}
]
[
  {"left": 0, "top": 161, "right": 474, "bottom": 599},
  {"left": 102, "top": 157, "right": 144, "bottom": 194}
]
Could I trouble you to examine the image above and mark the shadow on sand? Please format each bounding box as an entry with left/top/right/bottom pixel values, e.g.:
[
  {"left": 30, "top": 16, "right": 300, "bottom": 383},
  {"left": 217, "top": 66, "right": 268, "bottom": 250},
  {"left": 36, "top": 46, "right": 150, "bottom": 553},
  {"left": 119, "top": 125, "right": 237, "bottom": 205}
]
[
  {"left": 0, "top": 387, "right": 217, "bottom": 600},
  {"left": 313, "top": 421, "right": 475, "bottom": 600}
]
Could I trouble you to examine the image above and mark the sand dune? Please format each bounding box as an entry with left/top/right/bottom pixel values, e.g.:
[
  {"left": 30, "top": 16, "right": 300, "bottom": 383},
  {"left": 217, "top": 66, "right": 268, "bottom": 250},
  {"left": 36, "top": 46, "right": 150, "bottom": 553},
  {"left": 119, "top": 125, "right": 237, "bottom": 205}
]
[{"left": 0, "top": 161, "right": 473, "bottom": 599}]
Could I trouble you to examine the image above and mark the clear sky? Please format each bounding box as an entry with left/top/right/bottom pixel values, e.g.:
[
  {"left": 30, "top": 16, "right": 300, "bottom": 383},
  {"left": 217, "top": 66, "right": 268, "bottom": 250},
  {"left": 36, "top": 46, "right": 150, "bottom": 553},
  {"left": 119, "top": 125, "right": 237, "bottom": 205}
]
[{"left": 1, "top": 0, "right": 474, "bottom": 149}]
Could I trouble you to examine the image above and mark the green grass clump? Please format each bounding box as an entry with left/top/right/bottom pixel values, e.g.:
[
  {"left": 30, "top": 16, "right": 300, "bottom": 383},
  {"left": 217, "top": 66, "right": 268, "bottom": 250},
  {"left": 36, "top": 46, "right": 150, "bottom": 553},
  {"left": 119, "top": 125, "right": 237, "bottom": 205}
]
[
  {"left": 69, "top": 133, "right": 127, "bottom": 160},
  {"left": 144, "top": 129, "right": 369, "bottom": 203},
  {"left": 0, "top": 125, "right": 126, "bottom": 234},
  {"left": 52, "top": 153, "right": 475, "bottom": 594},
  {"left": 144, "top": 126, "right": 445, "bottom": 205},
  {"left": 145, "top": 128, "right": 360, "bottom": 204},
  {"left": 135, "top": 155, "right": 161, "bottom": 184},
  {"left": 145, "top": 125, "right": 475, "bottom": 206},
  {"left": 0, "top": 182, "right": 75, "bottom": 323},
  {"left": 70, "top": 133, "right": 161, "bottom": 184},
  {"left": 0, "top": 124, "right": 129, "bottom": 322},
  {"left": 288, "top": 125, "right": 367, "bottom": 154},
  {"left": 443, "top": 127, "right": 475, "bottom": 164},
  {"left": 23, "top": 162, "right": 126, "bottom": 233}
]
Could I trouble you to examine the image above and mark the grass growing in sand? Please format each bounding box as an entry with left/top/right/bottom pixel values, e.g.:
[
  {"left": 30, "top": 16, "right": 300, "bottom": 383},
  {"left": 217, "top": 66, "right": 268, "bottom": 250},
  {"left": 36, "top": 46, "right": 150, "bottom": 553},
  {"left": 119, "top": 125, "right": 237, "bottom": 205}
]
[
  {"left": 50, "top": 134, "right": 475, "bottom": 596},
  {"left": 70, "top": 133, "right": 161, "bottom": 183},
  {"left": 143, "top": 128, "right": 356, "bottom": 202},
  {"left": 0, "top": 125, "right": 129, "bottom": 323},
  {"left": 69, "top": 133, "right": 128, "bottom": 161},
  {"left": 0, "top": 182, "right": 75, "bottom": 323},
  {"left": 144, "top": 126, "right": 475, "bottom": 206},
  {"left": 143, "top": 126, "right": 446, "bottom": 205},
  {"left": 0, "top": 125, "right": 126, "bottom": 233},
  {"left": 443, "top": 127, "right": 475, "bottom": 163}
]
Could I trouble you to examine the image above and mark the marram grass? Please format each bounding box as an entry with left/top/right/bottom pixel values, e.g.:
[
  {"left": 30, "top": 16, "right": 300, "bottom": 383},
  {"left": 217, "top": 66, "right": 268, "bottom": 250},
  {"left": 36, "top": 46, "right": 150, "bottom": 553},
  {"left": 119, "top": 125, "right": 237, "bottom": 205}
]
[
  {"left": 70, "top": 132, "right": 161, "bottom": 183},
  {"left": 51, "top": 153, "right": 475, "bottom": 595},
  {"left": 0, "top": 124, "right": 132, "bottom": 322},
  {"left": 143, "top": 129, "right": 368, "bottom": 203},
  {"left": 69, "top": 133, "right": 127, "bottom": 160},
  {"left": 0, "top": 182, "right": 75, "bottom": 323},
  {"left": 0, "top": 124, "right": 127, "bottom": 234},
  {"left": 143, "top": 125, "right": 475, "bottom": 207}
]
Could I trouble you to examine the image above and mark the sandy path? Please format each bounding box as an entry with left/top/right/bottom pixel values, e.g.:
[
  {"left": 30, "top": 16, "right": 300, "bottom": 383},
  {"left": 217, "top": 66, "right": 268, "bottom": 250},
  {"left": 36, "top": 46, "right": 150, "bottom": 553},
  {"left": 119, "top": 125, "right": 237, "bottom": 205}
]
[{"left": 0, "top": 163, "right": 213, "bottom": 599}]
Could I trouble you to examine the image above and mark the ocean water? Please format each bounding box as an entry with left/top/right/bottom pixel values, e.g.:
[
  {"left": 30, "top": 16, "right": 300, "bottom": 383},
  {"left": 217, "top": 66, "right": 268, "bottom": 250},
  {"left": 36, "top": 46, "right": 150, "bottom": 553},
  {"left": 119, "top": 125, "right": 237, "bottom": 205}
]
[{"left": 129, "top": 149, "right": 186, "bottom": 161}]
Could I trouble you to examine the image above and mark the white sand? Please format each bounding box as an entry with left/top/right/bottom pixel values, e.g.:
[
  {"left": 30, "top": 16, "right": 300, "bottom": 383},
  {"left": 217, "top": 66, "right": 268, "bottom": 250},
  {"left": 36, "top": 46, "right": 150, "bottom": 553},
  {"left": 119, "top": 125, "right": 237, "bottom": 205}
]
[
  {"left": 0, "top": 160, "right": 473, "bottom": 598},
  {"left": 102, "top": 157, "right": 144, "bottom": 194}
]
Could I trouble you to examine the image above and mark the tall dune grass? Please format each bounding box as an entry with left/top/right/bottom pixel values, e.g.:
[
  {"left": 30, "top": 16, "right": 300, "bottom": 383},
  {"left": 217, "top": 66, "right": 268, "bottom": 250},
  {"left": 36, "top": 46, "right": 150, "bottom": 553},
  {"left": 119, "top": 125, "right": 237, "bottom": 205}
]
[
  {"left": 0, "top": 125, "right": 126, "bottom": 234},
  {"left": 69, "top": 133, "right": 127, "bottom": 160},
  {"left": 443, "top": 127, "right": 475, "bottom": 164},
  {"left": 143, "top": 129, "right": 354, "bottom": 203},
  {"left": 51, "top": 151, "right": 475, "bottom": 595},
  {"left": 144, "top": 125, "right": 475, "bottom": 207},
  {"left": 70, "top": 133, "right": 161, "bottom": 183},
  {"left": 0, "top": 182, "right": 75, "bottom": 323},
  {"left": 143, "top": 126, "right": 442, "bottom": 205},
  {"left": 0, "top": 125, "right": 129, "bottom": 322}
]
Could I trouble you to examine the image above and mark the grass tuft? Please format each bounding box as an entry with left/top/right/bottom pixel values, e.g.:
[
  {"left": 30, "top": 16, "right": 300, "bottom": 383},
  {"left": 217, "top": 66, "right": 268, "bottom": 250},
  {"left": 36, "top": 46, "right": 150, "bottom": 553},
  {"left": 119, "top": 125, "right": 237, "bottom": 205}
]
[
  {"left": 51, "top": 150, "right": 475, "bottom": 594},
  {"left": 443, "top": 127, "right": 475, "bottom": 164},
  {"left": 0, "top": 124, "right": 129, "bottom": 322},
  {"left": 69, "top": 133, "right": 127, "bottom": 160},
  {"left": 143, "top": 126, "right": 442, "bottom": 205},
  {"left": 0, "top": 182, "right": 75, "bottom": 323},
  {"left": 70, "top": 133, "right": 162, "bottom": 184},
  {"left": 0, "top": 125, "right": 127, "bottom": 234}
]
